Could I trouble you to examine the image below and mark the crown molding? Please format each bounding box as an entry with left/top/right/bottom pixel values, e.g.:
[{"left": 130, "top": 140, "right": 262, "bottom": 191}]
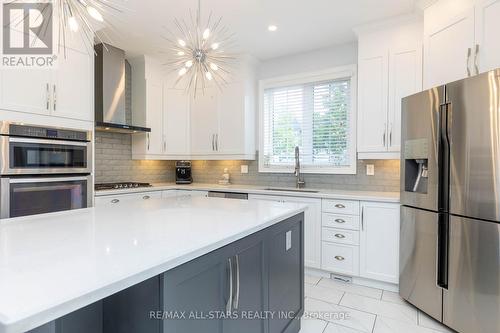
[{"left": 353, "top": 13, "right": 422, "bottom": 37}]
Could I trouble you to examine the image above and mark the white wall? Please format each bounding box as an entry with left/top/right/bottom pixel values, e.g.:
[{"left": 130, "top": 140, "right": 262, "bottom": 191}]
[{"left": 257, "top": 42, "right": 358, "bottom": 79}]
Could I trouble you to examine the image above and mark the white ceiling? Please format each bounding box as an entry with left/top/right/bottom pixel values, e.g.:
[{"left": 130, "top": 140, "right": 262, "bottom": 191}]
[{"left": 104, "top": 0, "right": 417, "bottom": 60}]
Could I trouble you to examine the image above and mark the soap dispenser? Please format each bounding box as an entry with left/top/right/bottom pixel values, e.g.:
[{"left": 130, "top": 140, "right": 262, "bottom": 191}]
[{"left": 218, "top": 168, "right": 231, "bottom": 185}]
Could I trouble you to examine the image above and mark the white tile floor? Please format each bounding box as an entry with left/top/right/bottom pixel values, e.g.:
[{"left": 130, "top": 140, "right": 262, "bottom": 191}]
[{"left": 300, "top": 275, "right": 455, "bottom": 333}]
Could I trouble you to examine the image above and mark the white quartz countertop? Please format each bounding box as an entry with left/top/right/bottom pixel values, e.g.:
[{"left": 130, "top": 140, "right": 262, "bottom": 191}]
[
  {"left": 95, "top": 182, "right": 400, "bottom": 203},
  {"left": 0, "top": 197, "right": 306, "bottom": 333}
]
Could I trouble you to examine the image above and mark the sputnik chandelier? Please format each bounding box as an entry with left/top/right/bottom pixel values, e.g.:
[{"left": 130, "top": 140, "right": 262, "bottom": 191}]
[{"left": 165, "top": 0, "right": 236, "bottom": 97}]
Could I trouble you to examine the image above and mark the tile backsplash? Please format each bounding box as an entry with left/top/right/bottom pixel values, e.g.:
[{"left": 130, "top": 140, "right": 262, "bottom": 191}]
[
  {"left": 191, "top": 159, "right": 400, "bottom": 192},
  {"left": 94, "top": 132, "right": 175, "bottom": 184}
]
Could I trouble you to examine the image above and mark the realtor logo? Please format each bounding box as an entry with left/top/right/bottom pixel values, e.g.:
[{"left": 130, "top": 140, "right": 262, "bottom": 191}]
[{"left": 2, "top": 1, "right": 55, "bottom": 68}]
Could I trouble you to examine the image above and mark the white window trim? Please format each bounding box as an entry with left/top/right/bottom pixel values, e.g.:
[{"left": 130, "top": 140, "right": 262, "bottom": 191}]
[{"left": 258, "top": 65, "right": 357, "bottom": 174}]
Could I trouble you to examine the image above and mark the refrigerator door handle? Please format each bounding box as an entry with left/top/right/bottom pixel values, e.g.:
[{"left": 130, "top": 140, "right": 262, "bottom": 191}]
[{"left": 437, "top": 213, "right": 449, "bottom": 288}]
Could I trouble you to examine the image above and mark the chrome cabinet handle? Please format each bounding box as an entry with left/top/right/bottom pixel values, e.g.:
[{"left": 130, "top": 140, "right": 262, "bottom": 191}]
[
  {"left": 233, "top": 255, "right": 240, "bottom": 310},
  {"left": 211, "top": 134, "right": 215, "bottom": 151},
  {"left": 147, "top": 133, "right": 150, "bottom": 150},
  {"left": 389, "top": 123, "right": 393, "bottom": 147},
  {"left": 215, "top": 134, "right": 219, "bottom": 151},
  {"left": 335, "top": 218, "right": 346, "bottom": 224},
  {"left": 143, "top": 195, "right": 151, "bottom": 200},
  {"left": 226, "top": 257, "right": 233, "bottom": 313},
  {"left": 334, "top": 234, "right": 346, "bottom": 239},
  {"left": 334, "top": 256, "right": 345, "bottom": 261},
  {"left": 46, "top": 83, "right": 50, "bottom": 110},
  {"left": 467, "top": 47, "right": 472, "bottom": 77},
  {"left": 474, "top": 44, "right": 480, "bottom": 75},
  {"left": 53, "top": 84, "right": 57, "bottom": 111},
  {"left": 383, "top": 125, "right": 387, "bottom": 147},
  {"left": 335, "top": 204, "right": 345, "bottom": 209},
  {"left": 111, "top": 199, "right": 120, "bottom": 204}
]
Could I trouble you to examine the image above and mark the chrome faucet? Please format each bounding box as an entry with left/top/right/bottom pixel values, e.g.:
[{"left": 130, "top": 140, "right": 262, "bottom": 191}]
[{"left": 294, "top": 146, "right": 306, "bottom": 189}]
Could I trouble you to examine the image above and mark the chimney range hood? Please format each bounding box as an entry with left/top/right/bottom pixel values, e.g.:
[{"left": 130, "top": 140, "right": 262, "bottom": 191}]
[{"left": 94, "top": 43, "right": 151, "bottom": 134}]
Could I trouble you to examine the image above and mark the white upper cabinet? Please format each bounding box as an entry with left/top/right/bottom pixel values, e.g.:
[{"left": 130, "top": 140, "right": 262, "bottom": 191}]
[
  {"left": 475, "top": 0, "right": 500, "bottom": 73},
  {"left": 163, "top": 88, "right": 190, "bottom": 156},
  {"left": 423, "top": 0, "right": 500, "bottom": 89},
  {"left": 190, "top": 87, "right": 219, "bottom": 155},
  {"left": 53, "top": 47, "right": 93, "bottom": 121},
  {"left": 356, "top": 18, "right": 423, "bottom": 159},
  {"left": 132, "top": 55, "right": 256, "bottom": 160},
  {"left": 0, "top": 44, "right": 93, "bottom": 122}
]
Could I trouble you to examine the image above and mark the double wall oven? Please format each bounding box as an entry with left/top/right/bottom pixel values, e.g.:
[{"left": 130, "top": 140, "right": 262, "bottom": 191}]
[{"left": 0, "top": 122, "right": 92, "bottom": 219}]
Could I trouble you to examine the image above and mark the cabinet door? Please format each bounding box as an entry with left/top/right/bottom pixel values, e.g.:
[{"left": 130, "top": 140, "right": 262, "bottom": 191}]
[
  {"left": 360, "top": 202, "right": 400, "bottom": 283},
  {"left": 53, "top": 47, "right": 93, "bottom": 121},
  {"left": 424, "top": 8, "right": 475, "bottom": 88},
  {"left": 268, "top": 214, "right": 303, "bottom": 333},
  {"left": 248, "top": 194, "right": 322, "bottom": 269},
  {"left": 190, "top": 87, "right": 218, "bottom": 155},
  {"left": 94, "top": 192, "right": 162, "bottom": 207},
  {"left": 217, "top": 82, "right": 246, "bottom": 155},
  {"left": 358, "top": 53, "right": 389, "bottom": 152},
  {"left": 162, "top": 245, "right": 232, "bottom": 333},
  {"left": 475, "top": 0, "right": 500, "bottom": 73},
  {"left": 223, "top": 235, "right": 266, "bottom": 333},
  {"left": 0, "top": 67, "right": 51, "bottom": 115},
  {"left": 388, "top": 46, "right": 423, "bottom": 152},
  {"left": 146, "top": 80, "right": 164, "bottom": 155},
  {"left": 163, "top": 88, "right": 190, "bottom": 155}
]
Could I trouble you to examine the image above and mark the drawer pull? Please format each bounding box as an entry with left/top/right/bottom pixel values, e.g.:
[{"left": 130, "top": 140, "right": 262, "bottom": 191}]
[
  {"left": 143, "top": 195, "right": 151, "bottom": 200},
  {"left": 334, "top": 256, "right": 345, "bottom": 261},
  {"left": 335, "top": 204, "right": 346, "bottom": 209},
  {"left": 335, "top": 218, "right": 346, "bottom": 224},
  {"left": 111, "top": 199, "right": 120, "bottom": 204},
  {"left": 334, "top": 234, "right": 346, "bottom": 239}
]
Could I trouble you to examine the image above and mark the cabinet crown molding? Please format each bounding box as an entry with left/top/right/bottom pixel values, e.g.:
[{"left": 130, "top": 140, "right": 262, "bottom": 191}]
[{"left": 353, "top": 13, "right": 422, "bottom": 37}]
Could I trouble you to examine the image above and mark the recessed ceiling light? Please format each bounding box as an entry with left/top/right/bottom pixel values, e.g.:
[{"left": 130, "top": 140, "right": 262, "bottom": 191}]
[{"left": 268, "top": 25, "right": 278, "bottom": 32}]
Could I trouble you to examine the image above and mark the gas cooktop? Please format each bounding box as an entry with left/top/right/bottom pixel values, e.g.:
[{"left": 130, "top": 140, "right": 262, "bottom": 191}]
[{"left": 95, "top": 182, "right": 152, "bottom": 191}]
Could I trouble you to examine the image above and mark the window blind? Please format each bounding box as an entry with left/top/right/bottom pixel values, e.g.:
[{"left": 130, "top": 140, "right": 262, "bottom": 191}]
[{"left": 262, "top": 78, "right": 353, "bottom": 172}]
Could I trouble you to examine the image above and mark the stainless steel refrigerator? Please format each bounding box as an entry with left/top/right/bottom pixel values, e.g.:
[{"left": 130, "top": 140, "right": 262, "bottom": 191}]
[{"left": 400, "top": 69, "right": 500, "bottom": 333}]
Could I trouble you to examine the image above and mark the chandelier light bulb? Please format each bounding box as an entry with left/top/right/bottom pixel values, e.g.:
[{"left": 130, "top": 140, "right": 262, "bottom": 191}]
[
  {"left": 205, "top": 72, "right": 213, "bottom": 80},
  {"left": 86, "top": 6, "right": 104, "bottom": 22},
  {"left": 185, "top": 60, "right": 193, "bottom": 68},
  {"left": 210, "top": 63, "right": 218, "bottom": 71},
  {"left": 178, "top": 39, "right": 186, "bottom": 47},
  {"left": 178, "top": 68, "right": 187, "bottom": 76},
  {"left": 203, "top": 28, "right": 210, "bottom": 40},
  {"left": 211, "top": 43, "right": 219, "bottom": 50},
  {"left": 68, "top": 16, "right": 79, "bottom": 32},
  {"left": 177, "top": 51, "right": 185, "bottom": 56}
]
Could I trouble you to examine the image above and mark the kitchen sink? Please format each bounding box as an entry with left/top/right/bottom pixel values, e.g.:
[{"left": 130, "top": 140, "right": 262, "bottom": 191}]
[{"left": 264, "top": 188, "right": 320, "bottom": 193}]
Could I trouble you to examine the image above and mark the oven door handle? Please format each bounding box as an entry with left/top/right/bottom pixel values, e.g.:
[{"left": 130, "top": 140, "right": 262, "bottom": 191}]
[
  {"left": 9, "top": 137, "right": 90, "bottom": 146},
  {"left": 8, "top": 177, "right": 90, "bottom": 184}
]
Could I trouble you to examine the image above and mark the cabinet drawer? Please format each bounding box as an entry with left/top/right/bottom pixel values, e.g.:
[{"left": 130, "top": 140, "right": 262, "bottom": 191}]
[
  {"left": 322, "top": 213, "right": 360, "bottom": 230},
  {"left": 321, "top": 242, "right": 360, "bottom": 276},
  {"left": 322, "top": 199, "right": 360, "bottom": 215},
  {"left": 94, "top": 192, "right": 162, "bottom": 206},
  {"left": 322, "top": 227, "right": 359, "bottom": 246}
]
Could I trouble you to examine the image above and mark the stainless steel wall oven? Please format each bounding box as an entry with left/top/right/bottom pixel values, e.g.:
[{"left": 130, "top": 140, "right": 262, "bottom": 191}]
[{"left": 0, "top": 122, "right": 93, "bottom": 219}]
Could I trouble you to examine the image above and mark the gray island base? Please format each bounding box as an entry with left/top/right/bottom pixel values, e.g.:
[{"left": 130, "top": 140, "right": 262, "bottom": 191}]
[{"left": 27, "top": 213, "right": 304, "bottom": 333}]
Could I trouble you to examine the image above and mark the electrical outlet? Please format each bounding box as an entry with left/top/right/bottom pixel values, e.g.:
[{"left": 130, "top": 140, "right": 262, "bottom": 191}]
[
  {"left": 286, "top": 231, "right": 292, "bottom": 251},
  {"left": 366, "top": 164, "right": 375, "bottom": 176},
  {"left": 241, "top": 165, "right": 249, "bottom": 174}
]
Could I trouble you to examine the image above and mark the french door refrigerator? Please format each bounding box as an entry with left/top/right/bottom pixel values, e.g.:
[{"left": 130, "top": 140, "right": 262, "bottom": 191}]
[{"left": 399, "top": 69, "right": 500, "bottom": 333}]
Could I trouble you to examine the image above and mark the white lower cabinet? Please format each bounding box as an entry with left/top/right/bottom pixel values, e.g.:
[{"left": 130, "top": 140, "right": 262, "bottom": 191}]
[
  {"left": 95, "top": 191, "right": 162, "bottom": 207},
  {"left": 322, "top": 242, "right": 360, "bottom": 276},
  {"left": 248, "top": 194, "right": 322, "bottom": 269},
  {"left": 359, "top": 201, "right": 400, "bottom": 284}
]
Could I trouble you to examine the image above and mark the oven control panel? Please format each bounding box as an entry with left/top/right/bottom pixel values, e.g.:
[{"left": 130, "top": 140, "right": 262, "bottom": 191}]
[{"left": 8, "top": 124, "right": 90, "bottom": 142}]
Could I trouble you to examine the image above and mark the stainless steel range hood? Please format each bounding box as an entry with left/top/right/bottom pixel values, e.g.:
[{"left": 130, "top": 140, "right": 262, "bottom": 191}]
[{"left": 94, "top": 43, "right": 151, "bottom": 134}]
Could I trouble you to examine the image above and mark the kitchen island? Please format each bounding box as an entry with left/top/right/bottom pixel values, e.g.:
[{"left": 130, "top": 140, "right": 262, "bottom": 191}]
[{"left": 0, "top": 196, "right": 306, "bottom": 333}]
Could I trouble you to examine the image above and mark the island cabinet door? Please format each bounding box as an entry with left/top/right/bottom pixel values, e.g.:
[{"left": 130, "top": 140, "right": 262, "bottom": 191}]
[
  {"left": 162, "top": 244, "right": 235, "bottom": 333},
  {"left": 222, "top": 234, "right": 266, "bottom": 333},
  {"left": 267, "top": 214, "right": 304, "bottom": 333}
]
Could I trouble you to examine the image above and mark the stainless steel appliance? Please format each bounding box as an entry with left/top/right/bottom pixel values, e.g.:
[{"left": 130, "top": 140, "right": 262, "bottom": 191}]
[
  {"left": 175, "top": 161, "right": 192, "bottom": 184},
  {"left": 207, "top": 191, "right": 248, "bottom": 200},
  {"left": 400, "top": 70, "right": 500, "bottom": 333},
  {"left": 0, "top": 122, "right": 93, "bottom": 219},
  {"left": 94, "top": 43, "right": 151, "bottom": 134}
]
